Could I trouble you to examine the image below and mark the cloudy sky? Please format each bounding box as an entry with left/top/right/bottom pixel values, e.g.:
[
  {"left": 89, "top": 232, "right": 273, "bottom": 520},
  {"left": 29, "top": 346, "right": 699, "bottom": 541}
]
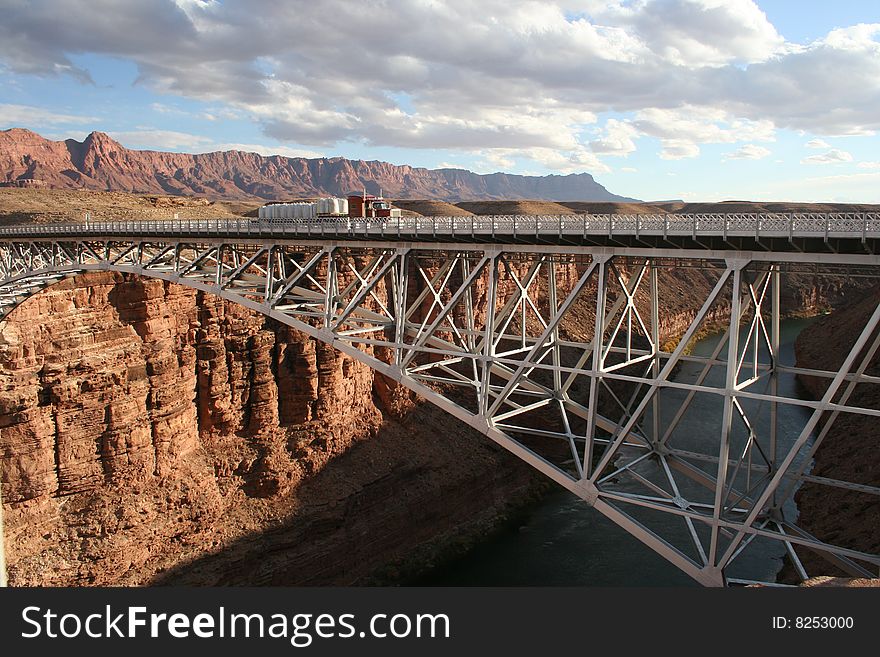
[{"left": 1, "top": 0, "right": 879, "bottom": 202}]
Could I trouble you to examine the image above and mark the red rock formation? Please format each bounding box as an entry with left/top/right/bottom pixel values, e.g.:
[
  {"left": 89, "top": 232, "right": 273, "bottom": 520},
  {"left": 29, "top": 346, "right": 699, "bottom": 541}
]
[
  {"left": 0, "top": 128, "right": 631, "bottom": 202},
  {"left": 0, "top": 266, "right": 547, "bottom": 585}
]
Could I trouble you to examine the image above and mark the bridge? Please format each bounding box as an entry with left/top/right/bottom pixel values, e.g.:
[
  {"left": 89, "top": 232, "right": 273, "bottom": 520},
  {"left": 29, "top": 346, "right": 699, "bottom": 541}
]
[{"left": 1, "top": 212, "right": 879, "bottom": 587}]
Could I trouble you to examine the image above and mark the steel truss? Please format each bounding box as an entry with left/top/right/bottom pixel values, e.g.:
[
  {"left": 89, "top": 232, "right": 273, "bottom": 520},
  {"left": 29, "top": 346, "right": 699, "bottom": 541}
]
[{"left": 0, "top": 234, "right": 879, "bottom": 587}]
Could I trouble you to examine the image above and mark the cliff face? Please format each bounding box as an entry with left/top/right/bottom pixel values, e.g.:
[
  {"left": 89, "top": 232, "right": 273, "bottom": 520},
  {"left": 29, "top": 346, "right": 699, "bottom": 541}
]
[
  {"left": 0, "top": 128, "right": 633, "bottom": 202},
  {"left": 0, "top": 268, "right": 554, "bottom": 585},
  {"left": 793, "top": 288, "right": 880, "bottom": 577}
]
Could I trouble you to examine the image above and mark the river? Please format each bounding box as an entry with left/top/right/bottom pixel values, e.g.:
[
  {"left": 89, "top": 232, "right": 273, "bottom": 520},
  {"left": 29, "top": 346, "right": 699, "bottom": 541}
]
[{"left": 415, "top": 317, "right": 817, "bottom": 586}]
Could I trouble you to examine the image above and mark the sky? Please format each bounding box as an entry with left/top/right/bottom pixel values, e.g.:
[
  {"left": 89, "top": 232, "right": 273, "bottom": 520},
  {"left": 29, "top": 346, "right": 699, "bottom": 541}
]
[{"left": 0, "top": 0, "right": 879, "bottom": 202}]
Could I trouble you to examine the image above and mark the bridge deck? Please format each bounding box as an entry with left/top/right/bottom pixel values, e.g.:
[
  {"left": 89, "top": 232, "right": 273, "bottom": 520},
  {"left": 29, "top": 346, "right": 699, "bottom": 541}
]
[{"left": 1, "top": 213, "right": 879, "bottom": 256}]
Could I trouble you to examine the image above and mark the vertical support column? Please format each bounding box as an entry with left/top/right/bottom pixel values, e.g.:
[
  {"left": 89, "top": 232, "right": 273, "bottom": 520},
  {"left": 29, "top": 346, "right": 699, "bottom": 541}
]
[
  {"left": 479, "top": 254, "right": 499, "bottom": 417},
  {"left": 626, "top": 269, "right": 633, "bottom": 361},
  {"left": 650, "top": 259, "right": 661, "bottom": 445},
  {"left": 215, "top": 244, "right": 225, "bottom": 286},
  {"left": 462, "top": 256, "right": 476, "bottom": 353},
  {"left": 709, "top": 260, "right": 746, "bottom": 570},
  {"left": 275, "top": 247, "right": 286, "bottom": 285},
  {"left": 583, "top": 255, "right": 609, "bottom": 478},
  {"left": 323, "top": 248, "right": 337, "bottom": 328},
  {"left": 393, "top": 249, "right": 408, "bottom": 366},
  {"left": 520, "top": 273, "right": 527, "bottom": 350},
  {"left": 263, "top": 245, "right": 275, "bottom": 303},
  {"left": 548, "top": 259, "right": 562, "bottom": 391},
  {"left": 769, "top": 265, "right": 780, "bottom": 506}
]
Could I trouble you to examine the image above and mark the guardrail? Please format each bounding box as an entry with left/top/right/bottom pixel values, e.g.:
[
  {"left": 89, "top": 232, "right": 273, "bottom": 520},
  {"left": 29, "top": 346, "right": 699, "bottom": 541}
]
[{"left": 1, "top": 212, "right": 879, "bottom": 242}]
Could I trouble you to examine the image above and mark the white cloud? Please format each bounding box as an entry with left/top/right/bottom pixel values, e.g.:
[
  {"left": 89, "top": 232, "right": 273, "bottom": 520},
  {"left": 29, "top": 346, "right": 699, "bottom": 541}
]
[
  {"left": 800, "top": 149, "right": 854, "bottom": 165},
  {"left": 659, "top": 140, "right": 701, "bottom": 160},
  {"left": 108, "top": 129, "right": 214, "bottom": 151},
  {"left": 1, "top": 1, "right": 880, "bottom": 174},
  {"left": 208, "top": 107, "right": 244, "bottom": 121},
  {"left": 0, "top": 103, "right": 98, "bottom": 126},
  {"left": 474, "top": 145, "right": 611, "bottom": 174},
  {"left": 107, "top": 130, "right": 325, "bottom": 158},
  {"left": 805, "top": 138, "right": 831, "bottom": 149},
  {"left": 633, "top": 105, "right": 775, "bottom": 161},
  {"left": 724, "top": 144, "right": 771, "bottom": 160},
  {"left": 620, "top": 167, "right": 638, "bottom": 173},
  {"left": 735, "top": 22, "right": 880, "bottom": 135},
  {"left": 151, "top": 102, "right": 220, "bottom": 122},
  {"left": 633, "top": 106, "right": 776, "bottom": 143},
  {"left": 202, "top": 142, "right": 323, "bottom": 158},
  {"left": 480, "top": 151, "right": 517, "bottom": 171},
  {"left": 150, "top": 102, "right": 181, "bottom": 115},
  {"left": 529, "top": 146, "right": 611, "bottom": 173},
  {"left": 823, "top": 23, "right": 880, "bottom": 51},
  {"left": 612, "top": 0, "right": 785, "bottom": 67},
  {"left": 857, "top": 161, "right": 880, "bottom": 169},
  {"left": 590, "top": 119, "right": 638, "bottom": 156}
]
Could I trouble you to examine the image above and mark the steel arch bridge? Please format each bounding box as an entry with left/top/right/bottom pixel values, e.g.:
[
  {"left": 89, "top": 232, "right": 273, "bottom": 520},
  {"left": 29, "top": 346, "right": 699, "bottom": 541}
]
[{"left": 1, "top": 212, "right": 880, "bottom": 587}]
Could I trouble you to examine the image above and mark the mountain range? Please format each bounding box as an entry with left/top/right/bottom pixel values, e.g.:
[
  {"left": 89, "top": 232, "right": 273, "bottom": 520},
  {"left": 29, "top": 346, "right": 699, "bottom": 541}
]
[{"left": 0, "top": 128, "right": 634, "bottom": 202}]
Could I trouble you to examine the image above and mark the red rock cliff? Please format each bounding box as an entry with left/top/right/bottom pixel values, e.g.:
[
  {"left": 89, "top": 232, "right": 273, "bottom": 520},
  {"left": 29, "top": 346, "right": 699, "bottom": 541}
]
[
  {"left": 0, "top": 271, "right": 547, "bottom": 585},
  {"left": 0, "top": 128, "right": 631, "bottom": 202}
]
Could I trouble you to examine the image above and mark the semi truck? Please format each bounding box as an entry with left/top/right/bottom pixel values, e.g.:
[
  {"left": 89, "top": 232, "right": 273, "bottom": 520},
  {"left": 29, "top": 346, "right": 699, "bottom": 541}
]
[
  {"left": 257, "top": 192, "right": 402, "bottom": 223},
  {"left": 256, "top": 197, "right": 349, "bottom": 222}
]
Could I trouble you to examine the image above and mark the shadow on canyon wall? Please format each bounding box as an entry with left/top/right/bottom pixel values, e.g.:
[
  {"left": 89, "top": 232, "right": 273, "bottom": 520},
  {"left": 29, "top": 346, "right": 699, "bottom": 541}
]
[{"left": 148, "top": 405, "right": 546, "bottom": 586}]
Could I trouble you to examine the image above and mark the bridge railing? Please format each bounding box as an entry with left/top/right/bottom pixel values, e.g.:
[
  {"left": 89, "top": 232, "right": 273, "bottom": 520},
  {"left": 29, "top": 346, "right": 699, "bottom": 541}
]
[{"left": 2, "top": 212, "right": 880, "bottom": 241}]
